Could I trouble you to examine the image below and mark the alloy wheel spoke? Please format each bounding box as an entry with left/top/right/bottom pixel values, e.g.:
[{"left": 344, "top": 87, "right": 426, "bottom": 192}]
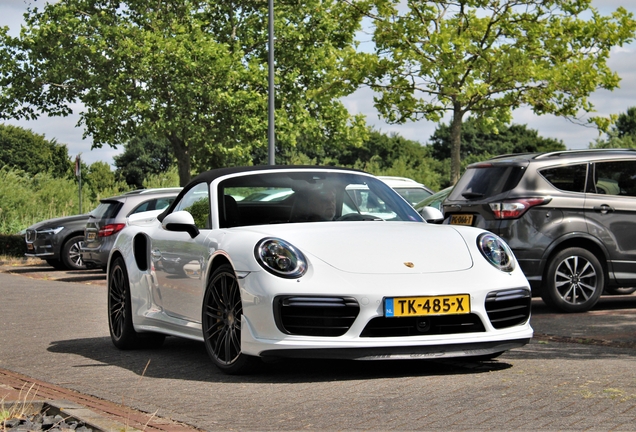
[{"left": 578, "top": 262, "right": 596, "bottom": 279}]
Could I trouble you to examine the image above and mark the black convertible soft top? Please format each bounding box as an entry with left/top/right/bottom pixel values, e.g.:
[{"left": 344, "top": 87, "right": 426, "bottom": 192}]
[
  {"left": 190, "top": 165, "right": 363, "bottom": 184},
  {"left": 158, "top": 165, "right": 365, "bottom": 221}
]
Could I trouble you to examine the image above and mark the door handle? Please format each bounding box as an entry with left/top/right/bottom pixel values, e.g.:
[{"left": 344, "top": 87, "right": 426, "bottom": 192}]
[{"left": 593, "top": 205, "right": 614, "bottom": 214}]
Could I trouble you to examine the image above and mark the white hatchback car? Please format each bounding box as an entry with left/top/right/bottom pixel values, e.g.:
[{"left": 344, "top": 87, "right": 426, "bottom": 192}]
[
  {"left": 378, "top": 176, "right": 434, "bottom": 206},
  {"left": 107, "top": 166, "right": 532, "bottom": 374}
]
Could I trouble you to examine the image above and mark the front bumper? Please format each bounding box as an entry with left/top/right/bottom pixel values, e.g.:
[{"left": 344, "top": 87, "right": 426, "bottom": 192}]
[
  {"left": 257, "top": 338, "right": 531, "bottom": 360},
  {"left": 24, "top": 241, "right": 56, "bottom": 259}
]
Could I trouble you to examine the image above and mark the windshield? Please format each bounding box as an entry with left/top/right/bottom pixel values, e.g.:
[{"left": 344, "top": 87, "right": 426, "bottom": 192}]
[
  {"left": 219, "top": 171, "right": 424, "bottom": 227},
  {"left": 448, "top": 166, "right": 525, "bottom": 201},
  {"left": 90, "top": 201, "right": 122, "bottom": 220}
]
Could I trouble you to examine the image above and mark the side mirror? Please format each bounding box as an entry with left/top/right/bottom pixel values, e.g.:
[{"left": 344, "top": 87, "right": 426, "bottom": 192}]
[
  {"left": 162, "top": 211, "right": 200, "bottom": 238},
  {"left": 419, "top": 206, "right": 444, "bottom": 224}
]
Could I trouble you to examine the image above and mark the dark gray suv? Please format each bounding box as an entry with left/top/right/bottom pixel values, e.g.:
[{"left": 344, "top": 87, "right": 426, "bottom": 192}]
[
  {"left": 443, "top": 149, "right": 636, "bottom": 313},
  {"left": 81, "top": 188, "right": 181, "bottom": 270}
]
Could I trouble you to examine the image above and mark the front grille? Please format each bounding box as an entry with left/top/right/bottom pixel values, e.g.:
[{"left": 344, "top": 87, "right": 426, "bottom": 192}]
[
  {"left": 274, "top": 296, "right": 360, "bottom": 337},
  {"left": 361, "top": 314, "right": 485, "bottom": 337},
  {"left": 485, "top": 288, "right": 531, "bottom": 329},
  {"left": 26, "top": 230, "right": 36, "bottom": 242}
]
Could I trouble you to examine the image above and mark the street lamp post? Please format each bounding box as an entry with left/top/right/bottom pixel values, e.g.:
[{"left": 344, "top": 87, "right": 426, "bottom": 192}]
[{"left": 267, "top": 0, "right": 275, "bottom": 165}]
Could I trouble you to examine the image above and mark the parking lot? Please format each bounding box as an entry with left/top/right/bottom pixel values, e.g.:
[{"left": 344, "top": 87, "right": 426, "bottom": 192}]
[{"left": 1, "top": 262, "right": 636, "bottom": 430}]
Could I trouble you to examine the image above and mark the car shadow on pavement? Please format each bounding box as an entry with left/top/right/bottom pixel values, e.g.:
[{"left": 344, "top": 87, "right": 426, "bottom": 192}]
[{"left": 46, "top": 336, "right": 514, "bottom": 384}]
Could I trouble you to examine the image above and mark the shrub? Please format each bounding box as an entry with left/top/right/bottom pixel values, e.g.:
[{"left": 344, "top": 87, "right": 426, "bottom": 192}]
[{"left": 0, "top": 234, "right": 25, "bottom": 257}]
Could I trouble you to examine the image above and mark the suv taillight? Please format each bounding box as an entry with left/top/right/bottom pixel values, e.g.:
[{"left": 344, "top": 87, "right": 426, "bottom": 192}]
[
  {"left": 98, "top": 223, "right": 126, "bottom": 237},
  {"left": 489, "top": 197, "right": 551, "bottom": 219}
]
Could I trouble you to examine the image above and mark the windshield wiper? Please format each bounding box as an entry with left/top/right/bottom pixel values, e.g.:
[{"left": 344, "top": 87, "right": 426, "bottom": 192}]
[{"left": 461, "top": 192, "right": 484, "bottom": 199}]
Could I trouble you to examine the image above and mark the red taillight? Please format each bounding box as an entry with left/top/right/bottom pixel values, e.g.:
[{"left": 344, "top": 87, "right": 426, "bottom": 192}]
[
  {"left": 98, "top": 223, "right": 126, "bottom": 237},
  {"left": 489, "top": 197, "right": 551, "bottom": 219}
]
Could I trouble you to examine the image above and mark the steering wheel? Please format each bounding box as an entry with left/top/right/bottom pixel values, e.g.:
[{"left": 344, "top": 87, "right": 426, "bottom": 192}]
[{"left": 337, "top": 213, "right": 385, "bottom": 221}]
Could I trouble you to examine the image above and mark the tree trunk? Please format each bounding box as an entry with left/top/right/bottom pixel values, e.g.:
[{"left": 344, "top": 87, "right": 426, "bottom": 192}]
[
  {"left": 450, "top": 104, "right": 464, "bottom": 185},
  {"left": 167, "top": 135, "right": 191, "bottom": 186}
]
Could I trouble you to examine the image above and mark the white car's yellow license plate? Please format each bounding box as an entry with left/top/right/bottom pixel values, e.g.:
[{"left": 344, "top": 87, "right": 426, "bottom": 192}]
[
  {"left": 86, "top": 232, "right": 97, "bottom": 241},
  {"left": 385, "top": 295, "right": 471, "bottom": 317},
  {"left": 450, "top": 214, "right": 474, "bottom": 225}
]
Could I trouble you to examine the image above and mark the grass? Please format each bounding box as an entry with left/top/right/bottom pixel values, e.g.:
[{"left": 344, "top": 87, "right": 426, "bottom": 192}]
[
  {"left": 0, "top": 383, "right": 40, "bottom": 431},
  {"left": 0, "top": 256, "right": 40, "bottom": 266}
]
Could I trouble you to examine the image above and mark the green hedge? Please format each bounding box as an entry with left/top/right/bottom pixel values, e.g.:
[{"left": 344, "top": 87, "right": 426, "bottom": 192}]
[{"left": 1, "top": 234, "right": 25, "bottom": 257}]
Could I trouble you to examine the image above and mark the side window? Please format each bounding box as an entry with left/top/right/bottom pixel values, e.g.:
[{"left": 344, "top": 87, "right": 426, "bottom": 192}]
[
  {"left": 132, "top": 201, "right": 151, "bottom": 214},
  {"left": 130, "top": 197, "right": 176, "bottom": 215},
  {"left": 540, "top": 164, "right": 587, "bottom": 193},
  {"left": 173, "top": 183, "right": 211, "bottom": 229},
  {"left": 594, "top": 161, "right": 636, "bottom": 196}
]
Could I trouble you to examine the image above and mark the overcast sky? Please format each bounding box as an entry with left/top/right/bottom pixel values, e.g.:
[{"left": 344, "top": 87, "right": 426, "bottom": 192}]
[{"left": 1, "top": 0, "right": 635, "bottom": 166}]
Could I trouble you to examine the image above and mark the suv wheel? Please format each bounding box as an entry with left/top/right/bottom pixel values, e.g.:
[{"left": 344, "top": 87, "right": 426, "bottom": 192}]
[
  {"left": 542, "top": 247, "right": 604, "bottom": 313},
  {"left": 61, "top": 235, "right": 87, "bottom": 270}
]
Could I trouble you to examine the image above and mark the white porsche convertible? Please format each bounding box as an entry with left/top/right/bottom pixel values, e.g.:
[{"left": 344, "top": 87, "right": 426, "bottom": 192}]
[{"left": 108, "top": 166, "right": 533, "bottom": 374}]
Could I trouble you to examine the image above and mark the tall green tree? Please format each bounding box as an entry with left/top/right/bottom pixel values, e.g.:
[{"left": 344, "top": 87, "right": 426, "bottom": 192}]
[
  {"left": 114, "top": 136, "right": 174, "bottom": 189},
  {"left": 277, "top": 129, "right": 443, "bottom": 190},
  {"left": 359, "top": 0, "right": 636, "bottom": 184},
  {"left": 0, "top": 0, "right": 368, "bottom": 186},
  {"left": 0, "top": 123, "right": 71, "bottom": 178},
  {"left": 429, "top": 118, "right": 566, "bottom": 160},
  {"left": 590, "top": 106, "right": 636, "bottom": 149}
]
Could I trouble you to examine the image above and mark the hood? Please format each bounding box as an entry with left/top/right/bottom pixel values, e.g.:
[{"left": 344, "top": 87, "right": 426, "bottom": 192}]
[
  {"left": 242, "top": 222, "right": 473, "bottom": 274},
  {"left": 28, "top": 213, "right": 91, "bottom": 230}
]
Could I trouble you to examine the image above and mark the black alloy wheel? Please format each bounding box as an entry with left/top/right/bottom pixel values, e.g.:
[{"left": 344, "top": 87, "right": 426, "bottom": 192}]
[
  {"left": 109, "top": 256, "right": 164, "bottom": 349},
  {"left": 62, "top": 235, "right": 86, "bottom": 270},
  {"left": 541, "top": 247, "right": 604, "bottom": 313},
  {"left": 202, "top": 263, "right": 258, "bottom": 374}
]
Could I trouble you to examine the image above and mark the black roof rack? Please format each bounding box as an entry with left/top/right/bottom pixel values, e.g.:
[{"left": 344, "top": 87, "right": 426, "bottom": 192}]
[
  {"left": 534, "top": 148, "right": 636, "bottom": 159},
  {"left": 488, "top": 152, "right": 538, "bottom": 160}
]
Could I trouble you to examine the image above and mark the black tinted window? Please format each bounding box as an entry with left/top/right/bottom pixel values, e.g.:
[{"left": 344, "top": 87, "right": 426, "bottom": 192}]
[
  {"left": 540, "top": 164, "right": 588, "bottom": 193},
  {"left": 448, "top": 166, "right": 525, "bottom": 201},
  {"left": 594, "top": 161, "right": 636, "bottom": 196},
  {"left": 91, "top": 201, "right": 122, "bottom": 220}
]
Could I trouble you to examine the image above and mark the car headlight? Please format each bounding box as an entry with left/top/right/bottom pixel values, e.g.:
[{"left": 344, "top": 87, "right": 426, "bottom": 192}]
[
  {"left": 255, "top": 238, "right": 307, "bottom": 278},
  {"left": 37, "top": 227, "right": 64, "bottom": 235},
  {"left": 477, "top": 232, "right": 515, "bottom": 272}
]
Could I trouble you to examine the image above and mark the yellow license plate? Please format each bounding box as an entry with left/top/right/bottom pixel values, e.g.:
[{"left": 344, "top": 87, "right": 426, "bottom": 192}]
[
  {"left": 450, "top": 214, "right": 474, "bottom": 225},
  {"left": 385, "top": 295, "right": 471, "bottom": 317},
  {"left": 86, "top": 232, "right": 97, "bottom": 241}
]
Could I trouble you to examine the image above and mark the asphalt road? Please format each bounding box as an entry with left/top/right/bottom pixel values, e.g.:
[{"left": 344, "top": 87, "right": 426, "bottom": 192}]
[{"left": 1, "top": 264, "right": 636, "bottom": 431}]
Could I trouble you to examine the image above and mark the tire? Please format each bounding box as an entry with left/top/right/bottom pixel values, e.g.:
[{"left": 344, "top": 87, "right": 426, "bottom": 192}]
[
  {"left": 109, "top": 257, "right": 165, "bottom": 349},
  {"left": 202, "top": 264, "right": 259, "bottom": 374},
  {"left": 604, "top": 286, "right": 636, "bottom": 295},
  {"left": 61, "top": 235, "right": 86, "bottom": 270},
  {"left": 541, "top": 247, "right": 604, "bottom": 313},
  {"left": 46, "top": 259, "right": 67, "bottom": 270}
]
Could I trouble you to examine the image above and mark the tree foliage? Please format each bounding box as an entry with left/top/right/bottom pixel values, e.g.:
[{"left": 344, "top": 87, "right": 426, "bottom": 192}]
[
  {"left": 429, "top": 118, "right": 566, "bottom": 160},
  {"left": 590, "top": 106, "right": 636, "bottom": 149},
  {"left": 0, "top": 123, "right": 71, "bottom": 178},
  {"left": 114, "top": 136, "right": 174, "bottom": 189},
  {"left": 359, "top": 0, "right": 636, "bottom": 184},
  {"left": 0, "top": 0, "right": 368, "bottom": 186}
]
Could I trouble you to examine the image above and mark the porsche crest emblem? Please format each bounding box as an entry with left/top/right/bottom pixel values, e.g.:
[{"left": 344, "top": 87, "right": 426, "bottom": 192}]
[{"left": 404, "top": 262, "right": 415, "bottom": 268}]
